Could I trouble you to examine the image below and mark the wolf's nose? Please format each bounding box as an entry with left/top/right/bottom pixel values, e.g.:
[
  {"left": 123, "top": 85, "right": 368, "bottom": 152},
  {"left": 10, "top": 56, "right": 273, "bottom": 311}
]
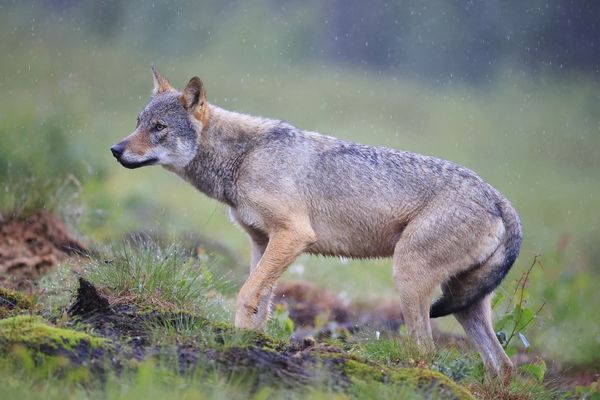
[{"left": 111, "top": 143, "right": 125, "bottom": 159}]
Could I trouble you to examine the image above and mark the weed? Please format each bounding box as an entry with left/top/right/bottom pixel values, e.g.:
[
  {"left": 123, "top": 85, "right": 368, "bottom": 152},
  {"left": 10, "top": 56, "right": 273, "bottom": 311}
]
[
  {"left": 494, "top": 254, "right": 546, "bottom": 356},
  {"left": 267, "top": 303, "right": 295, "bottom": 341}
]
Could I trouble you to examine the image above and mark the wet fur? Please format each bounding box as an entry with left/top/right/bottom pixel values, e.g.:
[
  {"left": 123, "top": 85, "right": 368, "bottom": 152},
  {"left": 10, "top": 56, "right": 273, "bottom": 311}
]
[{"left": 111, "top": 69, "right": 522, "bottom": 377}]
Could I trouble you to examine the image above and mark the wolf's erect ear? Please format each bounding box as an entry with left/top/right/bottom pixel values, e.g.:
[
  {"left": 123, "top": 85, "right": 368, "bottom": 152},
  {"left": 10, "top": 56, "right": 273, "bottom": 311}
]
[
  {"left": 180, "top": 77, "right": 206, "bottom": 111},
  {"left": 151, "top": 65, "right": 173, "bottom": 94}
]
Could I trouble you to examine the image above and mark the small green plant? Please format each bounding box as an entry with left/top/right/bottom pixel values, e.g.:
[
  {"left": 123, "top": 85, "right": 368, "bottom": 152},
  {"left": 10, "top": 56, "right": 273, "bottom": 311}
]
[
  {"left": 493, "top": 254, "right": 545, "bottom": 357},
  {"left": 490, "top": 254, "right": 551, "bottom": 391},
  {"left": 267, "top": 303, "right": 295, "bottom": 340},
  {"left": 570, "top": 379, "right": 600, "bottom": 399},
  {"left": 519, "top": 358, "right": 547, "bottom": 384}
]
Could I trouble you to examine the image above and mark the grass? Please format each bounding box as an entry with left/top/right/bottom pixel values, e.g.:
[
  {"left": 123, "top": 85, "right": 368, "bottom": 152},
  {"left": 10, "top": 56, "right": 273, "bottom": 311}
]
[
  {"left": 0, "top": 352, "right": 467, "bottom": 400},
  {"left": 0, "top": 174, "right": 84, "bottom": 225},
  {"left": 2, "top": 237, "right": 597, "bottom": 399},
  {"left": 0, "top": 2, "right": 599, "bottom": 397},
  {"left": 84, "top": 239, "right": 233, "bottom": 320}
]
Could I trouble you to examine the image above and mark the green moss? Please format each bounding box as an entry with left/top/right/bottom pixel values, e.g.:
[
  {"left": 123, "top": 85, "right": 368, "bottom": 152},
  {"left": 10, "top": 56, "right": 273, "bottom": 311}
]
[
  {"left": 0, "top": 288, "right": 34, "bottom": 318},
  {"left": 343, "top": 359, "right": 387, "bottom": 382},
  {"left": 206, "top": 319, "right": 287, "bottom": 351},
  {"left": 390, "top": 368, "right": 474, "bottom": 400},
  {"left": 341, "top": 357, "right": 475, "bottom": 400},
  {"left": 0, "top": 316, "right": 105, "bottom": 351},
  {"left": 147, "top": 311, "right": 287, "bottom": 351}
]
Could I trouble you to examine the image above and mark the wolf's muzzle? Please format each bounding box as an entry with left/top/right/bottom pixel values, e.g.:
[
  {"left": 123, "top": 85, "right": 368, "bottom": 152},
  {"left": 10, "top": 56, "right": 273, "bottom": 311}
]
[{"left": 110, "top": 142, "right": 157, "bottom": 169}]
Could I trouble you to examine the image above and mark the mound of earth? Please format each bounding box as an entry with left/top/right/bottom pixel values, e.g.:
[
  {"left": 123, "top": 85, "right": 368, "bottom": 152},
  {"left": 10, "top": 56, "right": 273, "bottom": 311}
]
[
  {"left": 273, "top": 280, "right": 408, "bottom": 334},
  {"left": 0, "top": 211, "right": 87, "bottom": 289},
  {"left": 30, "top": 278, "right": 473, "bottom": 400},
  {"left": 273, "top": 280, "right": 472, "bottom": 351}
]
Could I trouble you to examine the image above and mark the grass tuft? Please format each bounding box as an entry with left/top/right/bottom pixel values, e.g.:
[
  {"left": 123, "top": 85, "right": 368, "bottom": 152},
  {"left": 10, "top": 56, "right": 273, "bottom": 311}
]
[{"left": 84, "top": 238, "right": 233, "bottom": 319}]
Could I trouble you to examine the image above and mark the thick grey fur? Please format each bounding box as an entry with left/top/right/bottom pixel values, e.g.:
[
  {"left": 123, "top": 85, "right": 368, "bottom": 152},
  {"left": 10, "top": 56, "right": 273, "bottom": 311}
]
[{"left": 111, "top": 72, "right": 522, "bottom": 376}]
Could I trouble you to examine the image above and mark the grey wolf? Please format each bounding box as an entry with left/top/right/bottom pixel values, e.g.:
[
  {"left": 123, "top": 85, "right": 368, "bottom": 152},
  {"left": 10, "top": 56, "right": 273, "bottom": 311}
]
[{"left": 111, "top": 67, "right": 522, "bottom": 376}]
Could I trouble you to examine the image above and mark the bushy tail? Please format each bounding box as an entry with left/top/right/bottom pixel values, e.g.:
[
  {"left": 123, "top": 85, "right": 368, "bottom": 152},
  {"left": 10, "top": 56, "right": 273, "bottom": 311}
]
[{"left": 429, "top": 200, "right": 522, "bottom": 318}]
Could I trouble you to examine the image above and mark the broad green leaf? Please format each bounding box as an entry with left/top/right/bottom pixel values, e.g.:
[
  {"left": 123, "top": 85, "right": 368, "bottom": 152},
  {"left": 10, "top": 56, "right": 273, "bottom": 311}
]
[
  {"left": 494, "top": 314, "right": 515, "bottom": 334},
  {"left": 515, "top": 307, "right": 535, "bottom": 332},
  {"left": 520, "top": 359, "right": 547, "bottom": 383}
]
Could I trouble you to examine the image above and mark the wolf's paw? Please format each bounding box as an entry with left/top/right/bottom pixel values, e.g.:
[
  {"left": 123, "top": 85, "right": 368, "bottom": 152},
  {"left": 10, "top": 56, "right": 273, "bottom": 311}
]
[
  {"left": 235, "top": 292, "right": 270, "bottom": 330},
  {"left": 234, "top": 307, "right": 268, "bottom": 331}
]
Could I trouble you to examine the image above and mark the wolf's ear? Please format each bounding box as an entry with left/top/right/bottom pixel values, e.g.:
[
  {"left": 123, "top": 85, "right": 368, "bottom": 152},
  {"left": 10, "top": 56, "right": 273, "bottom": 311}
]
[
  {"left": 180, "top": 77, "right": 206, "bottom": 111},
  {"left": 151, "top": 65, "right": 173, "bottom": 94}
]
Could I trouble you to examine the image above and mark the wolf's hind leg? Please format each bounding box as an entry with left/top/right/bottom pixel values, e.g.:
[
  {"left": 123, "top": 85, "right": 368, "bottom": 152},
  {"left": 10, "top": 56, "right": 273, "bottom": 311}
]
[
  {"left": 454, "top": 293, "right": 513, "bottom": 377},
  {"left": 392, "top": 245, "right": 437, "bottom": 351}
]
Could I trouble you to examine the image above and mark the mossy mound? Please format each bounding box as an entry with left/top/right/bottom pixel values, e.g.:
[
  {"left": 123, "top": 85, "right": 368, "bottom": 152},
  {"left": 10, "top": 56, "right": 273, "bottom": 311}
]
[
  {"left": 0, "top": 287, "right": 34, "bottom": 318},
  {"left": 62, "top": 278, "right": 474, "bottom": 398},
  {"left": 0, "top": 315, "right": 106, "bottom": 352},
  {"left": 342, "top": 358, "right": 474, "bottom": 400}
]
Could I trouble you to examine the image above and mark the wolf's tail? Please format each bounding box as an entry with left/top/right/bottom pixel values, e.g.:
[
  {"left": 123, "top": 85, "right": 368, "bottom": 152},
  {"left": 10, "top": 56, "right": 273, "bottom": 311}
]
[{"left": 429, "top": 199, "right": 522, "bottom": 318}]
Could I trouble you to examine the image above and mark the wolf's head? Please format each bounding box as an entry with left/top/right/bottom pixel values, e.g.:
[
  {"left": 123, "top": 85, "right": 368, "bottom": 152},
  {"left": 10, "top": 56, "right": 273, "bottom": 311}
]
[{"left": 111, "top": 67, "right": 208, "bottom": 170}]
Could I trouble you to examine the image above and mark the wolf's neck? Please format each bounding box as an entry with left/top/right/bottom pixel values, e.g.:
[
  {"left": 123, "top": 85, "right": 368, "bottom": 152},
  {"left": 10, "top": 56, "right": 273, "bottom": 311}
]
[{"left": 181, "top": 104, "right": 280, "bottom": 206}]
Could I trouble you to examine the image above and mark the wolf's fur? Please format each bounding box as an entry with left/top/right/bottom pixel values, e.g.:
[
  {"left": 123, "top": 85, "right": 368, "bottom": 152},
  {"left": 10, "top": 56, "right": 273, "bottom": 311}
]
[{"left": 111, "top": 69, "right": 522, "bottom": 376}]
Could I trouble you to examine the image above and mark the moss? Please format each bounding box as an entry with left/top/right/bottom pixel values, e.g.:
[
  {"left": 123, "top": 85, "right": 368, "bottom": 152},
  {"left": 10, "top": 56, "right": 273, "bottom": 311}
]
[
  {"left": 207, "top": 319, "right": 287, "bottom": 351},
  {"left": 390, "top": 368, "right": 474, "bottom": 400},
  {"left": 148, "top": 311, "right": 287, "bottom": 351},
  {"left": 341, "top": 356, "right": 475, "bottom": 400},
  {"left": 343, "top": 359, "right": 387, "bottom": 382},
  {"left": 0, "top": 315, "right": 105, "bottom": 351},
  {"left": 0, "top": 287, "right": 34, "bottom": 318}
]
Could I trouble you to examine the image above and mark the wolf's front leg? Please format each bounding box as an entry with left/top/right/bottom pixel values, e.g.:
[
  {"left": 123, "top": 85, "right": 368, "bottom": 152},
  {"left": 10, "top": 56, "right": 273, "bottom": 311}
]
[
  {"left": 246, "top": 234, "right": 270, "bottom": 327},
  {"left": 235, "top": 226, "right": 314, "bottom": 330}
]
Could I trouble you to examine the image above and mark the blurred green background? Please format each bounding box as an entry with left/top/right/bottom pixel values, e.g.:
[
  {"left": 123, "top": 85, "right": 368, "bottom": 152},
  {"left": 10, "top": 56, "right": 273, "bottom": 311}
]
[{"left": 0, "top": 0, "right": 598, "bottom": 366}]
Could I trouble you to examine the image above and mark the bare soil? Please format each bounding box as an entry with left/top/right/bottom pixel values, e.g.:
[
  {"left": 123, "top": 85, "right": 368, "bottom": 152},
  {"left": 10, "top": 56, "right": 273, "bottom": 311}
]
[
  {"left": 273, "top": 280, "right": 408, "bottom": 331},
  {"left": 0, "top": 211, "right": 87, "bottom": 289}
]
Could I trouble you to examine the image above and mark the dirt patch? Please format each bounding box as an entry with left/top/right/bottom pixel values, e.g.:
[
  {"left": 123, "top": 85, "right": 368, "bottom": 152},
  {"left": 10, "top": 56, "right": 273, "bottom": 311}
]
[
  {"left": 0, "top": 211, "right": 87, "bottom": 289},
  {"left": 273, "top": 280, "right": 474, "bottom": 354},
  {"left": 273, "top": 281, "right": 352, "bottom": 327},
  {"left": 546, "top": 364, "right": 600, "bottom": 391},
  {"left": 273, "top": 280, "right": 405, "bottom": 333}
]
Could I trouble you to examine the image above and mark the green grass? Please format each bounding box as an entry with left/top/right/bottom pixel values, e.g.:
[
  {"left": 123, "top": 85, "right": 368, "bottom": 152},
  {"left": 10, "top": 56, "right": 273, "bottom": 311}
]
[
  {"left": 84, "top": 239, "right": 233, "bottom": 320},
  {"left": 0, "top": 21, "right": 598, "bottom": 364},
  {"left": 0, "top": 3, "right": 599, "bottom": 397},
  {"left": 0, "top": 352, "right": 467, "bottom": 400},
  {"left": 1, "top": 237, "right": 594, "bottom": 399},
  {"left": 0, "top": 174, "right": 84, "bottom": 226}
]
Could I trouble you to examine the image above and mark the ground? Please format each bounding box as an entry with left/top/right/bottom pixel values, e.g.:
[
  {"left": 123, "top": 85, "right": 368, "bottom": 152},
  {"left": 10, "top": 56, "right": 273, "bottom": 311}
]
[{"left": 0, "top": 212, "right": 598, "bottom": 400}]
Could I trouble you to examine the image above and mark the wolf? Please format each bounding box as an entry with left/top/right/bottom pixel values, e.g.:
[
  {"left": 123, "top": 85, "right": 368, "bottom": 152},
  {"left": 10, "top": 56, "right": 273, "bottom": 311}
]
[{"left": 111, "top": 67, "right": 522, "bottom": 376}]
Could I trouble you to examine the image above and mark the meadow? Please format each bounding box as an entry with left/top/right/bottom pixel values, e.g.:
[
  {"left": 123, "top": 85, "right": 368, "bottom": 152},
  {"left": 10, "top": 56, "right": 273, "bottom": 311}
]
[{"left": 0, "top": 2, "right": 599, "bottom": 398}]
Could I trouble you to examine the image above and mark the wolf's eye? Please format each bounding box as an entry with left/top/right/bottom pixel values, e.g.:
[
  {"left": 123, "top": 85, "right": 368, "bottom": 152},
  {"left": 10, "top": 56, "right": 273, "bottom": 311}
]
[{"left": 155, "top": 123, "right": 166, "bottom": 131}]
